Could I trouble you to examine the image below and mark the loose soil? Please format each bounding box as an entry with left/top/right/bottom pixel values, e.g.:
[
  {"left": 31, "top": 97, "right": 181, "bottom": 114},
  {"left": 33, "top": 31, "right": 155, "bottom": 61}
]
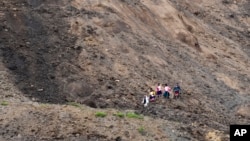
[{"left": 0, "top": 0, "right": 249, "bottom": 140}]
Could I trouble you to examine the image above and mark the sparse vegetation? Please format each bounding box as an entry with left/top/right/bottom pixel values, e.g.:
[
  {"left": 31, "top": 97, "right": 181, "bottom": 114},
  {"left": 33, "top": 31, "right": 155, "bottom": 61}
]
[
  {"left": 67, "top": 102, "right": 82, "bottom": 108},
  {"left": 126, "top": 112, "right": 143, "bottom": 119},
  {"left": 1, "top": 0, "right": 249, "bottom": 140},
  {"left": 40, "top": 104, "right": 49, "bottom": 108},
  {"left": 114, "top": 112, "right": 125, "bottom": 118},
  {"left": 138, "top": 126, "right": 146, "bottom": 135},
  {"left": 95, "top": 112, "right": 107, "bottom": 117},
  {"left": 1, "top": 101, "right": 8, "bottom": 106}
]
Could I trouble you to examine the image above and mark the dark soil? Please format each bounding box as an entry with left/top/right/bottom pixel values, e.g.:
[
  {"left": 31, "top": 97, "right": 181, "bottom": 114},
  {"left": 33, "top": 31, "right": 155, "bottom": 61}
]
[{"left": 0, "top": 0, "right": 249, "bottom": 140}]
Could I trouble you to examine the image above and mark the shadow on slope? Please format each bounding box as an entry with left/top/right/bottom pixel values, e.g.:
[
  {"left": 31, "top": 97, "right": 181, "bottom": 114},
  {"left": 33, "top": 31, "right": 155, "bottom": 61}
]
[{"left": 0, "top": 0, "right": 86, "bottom": 104}]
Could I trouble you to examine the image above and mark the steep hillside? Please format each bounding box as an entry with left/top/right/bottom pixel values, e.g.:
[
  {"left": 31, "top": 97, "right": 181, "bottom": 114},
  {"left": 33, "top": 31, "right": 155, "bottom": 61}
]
[{"left": 0, "top": 0, "right": 249, "bottom": 140}]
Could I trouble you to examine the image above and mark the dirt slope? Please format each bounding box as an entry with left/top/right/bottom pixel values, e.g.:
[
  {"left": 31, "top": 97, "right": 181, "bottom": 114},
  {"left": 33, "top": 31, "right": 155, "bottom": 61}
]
[{"left": 0, "top": 0, "right": 250, "bottom": 140}]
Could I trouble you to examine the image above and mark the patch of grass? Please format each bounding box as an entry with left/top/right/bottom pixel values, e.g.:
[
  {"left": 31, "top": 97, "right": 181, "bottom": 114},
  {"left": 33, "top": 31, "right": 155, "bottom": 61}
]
[
  {"left": 126, "top": 112, "right": 143, "bottom": 119},
  {"left": 95, "top": 112, "right": 107, "bottom": 118},
  {"left": 67, "top": 102, "right": 82, "bottom": 108},
  {"left": 138, "top": 126, "right": 146, "bottom": 135},
  {"left": 1, "top": 101, "right": 8, "bottom": 106},
  {"left": 114, "top": 112, "right": 125, "bottom": 118}
]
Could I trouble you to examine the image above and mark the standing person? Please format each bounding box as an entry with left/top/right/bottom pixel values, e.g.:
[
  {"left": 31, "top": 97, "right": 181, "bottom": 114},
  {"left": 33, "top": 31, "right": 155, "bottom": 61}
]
[
  {"left": 149, "top": 88, "right": 156, "bottom": 102},
  {"left": 163, "top": 83, "right": 171, "bottom": 99},
  {"left": 173, "top": 83, "right": 181, "bottom": 99},
  {"left": 142, "top": 95, "right": 149, "bottom": 107},
  {"left": 156, "top": 83, "right": 162, "bottom": 97}
]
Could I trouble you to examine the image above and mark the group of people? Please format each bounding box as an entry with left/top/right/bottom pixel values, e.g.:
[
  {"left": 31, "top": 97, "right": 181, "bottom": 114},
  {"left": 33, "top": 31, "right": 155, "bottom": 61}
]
[{"left": 142, "top": 83, "right": 181, "bottom": 107}]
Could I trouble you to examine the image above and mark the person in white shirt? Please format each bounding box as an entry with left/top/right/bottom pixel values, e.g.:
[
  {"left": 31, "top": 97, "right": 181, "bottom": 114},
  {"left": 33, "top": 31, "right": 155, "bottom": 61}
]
[
  {"left": 163, "top": 83, "right": 171, "bottom": 99},
  {"left": 156, "top": 83, "right": 162, "bottom": 97},
  {"left": 142, "top": 95, "right": 149, "bottom": 107}
]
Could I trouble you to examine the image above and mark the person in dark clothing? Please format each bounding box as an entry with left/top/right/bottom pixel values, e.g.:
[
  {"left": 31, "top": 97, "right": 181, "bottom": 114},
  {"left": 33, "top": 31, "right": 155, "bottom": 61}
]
[
  {"left": 149, "top": 88, "right": 156, "bottom": 102},
  {"left": 173, "top": 83, "right": 181, "bottom": 99}
]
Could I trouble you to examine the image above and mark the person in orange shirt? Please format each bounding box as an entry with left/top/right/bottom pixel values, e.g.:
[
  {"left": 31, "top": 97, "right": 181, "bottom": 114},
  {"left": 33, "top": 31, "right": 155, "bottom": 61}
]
[{"left": 149, "top": 88, "right": 156, "bottom": 102}]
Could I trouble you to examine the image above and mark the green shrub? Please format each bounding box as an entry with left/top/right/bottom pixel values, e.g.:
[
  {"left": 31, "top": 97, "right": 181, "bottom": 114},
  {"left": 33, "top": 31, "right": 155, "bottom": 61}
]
[
  {"left": 95, "top": 112, "right": 107, "bottom": 117},
  {"left": 138, "top": 126, "right": 146, "bottom": 135},
  {"left": 1, "top": 101, "right": 8, "bottom": 106},
  {"left": 126, "top": 112, "right": 143, "bottom": 119},
  {"left": 114, "top": 112, "right": 125, "bottom": 118}
]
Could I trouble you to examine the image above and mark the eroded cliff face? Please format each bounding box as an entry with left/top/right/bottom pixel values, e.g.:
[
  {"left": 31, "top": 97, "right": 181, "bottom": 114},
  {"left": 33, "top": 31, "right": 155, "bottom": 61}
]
[{"left": 0, "top": 0, "right": 249, "bottom": 140}]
